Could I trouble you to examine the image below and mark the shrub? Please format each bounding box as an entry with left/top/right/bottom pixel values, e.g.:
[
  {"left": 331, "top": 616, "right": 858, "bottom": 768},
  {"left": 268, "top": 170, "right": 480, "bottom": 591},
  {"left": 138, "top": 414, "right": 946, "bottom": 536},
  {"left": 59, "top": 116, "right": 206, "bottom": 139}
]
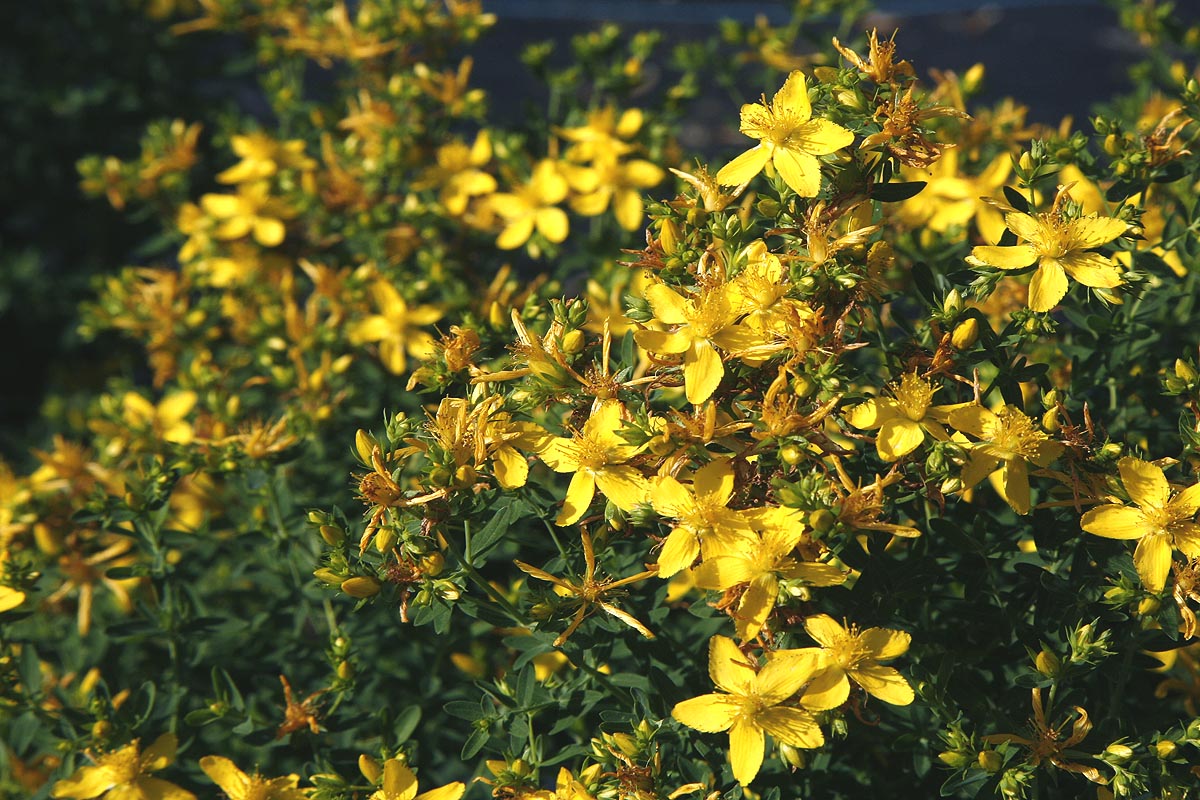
[{"left": 4, "top": 1, "right": 1200, "bottom": 798}]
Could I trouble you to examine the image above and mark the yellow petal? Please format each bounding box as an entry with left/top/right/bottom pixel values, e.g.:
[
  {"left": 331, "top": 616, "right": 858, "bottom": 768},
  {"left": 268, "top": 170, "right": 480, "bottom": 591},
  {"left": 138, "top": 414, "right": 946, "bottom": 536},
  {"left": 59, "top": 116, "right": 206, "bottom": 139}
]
[
  {"left": 1003, "top": 212, "right": 1043, "bottom": 243},
  {"left": 948, "top": 405, "right": 993, "bottom": 438},
  {"left": 960, "top": 451, "right": 1001, "bottom": 491},
  {"left": 1028, "top": 260, "right": 1069, "bottom": 313},
  {"left": 671, "top": 693, "right": 740, "bottom": 733},
  {"left": 1067, "top": 215, "right": 1126, "bottom": 249},
  {"left": 1169, "top": 482, "right": 1200, "bottom": 518},
  {"left": 557, "top": 471, "right": 596, "bottom": 526},
  {"left": 693, "top": 459, "right": 735, "bottom": 504},
  {"left": 787, "top": 561, "right": 848, "bottom": 587},
  {"left": 793, "top": 118, "right": 854, "bottom": 156},
  {"left": 756, "top": 706, "right": 824, "bottom": 749},
  {"left": 140, "top": 733, "right": 178, "bottom": 772},
  {"left": 709, "top": 635, "right": 755, "bottom": 695},
  {"left": 0, "top": 587, "right": 26, "bottom": 613},
  {"left": 644, "top": 283, "right": 692, "bottom": 325},
  {"left": 970, "top": 245, "right": 1038, "bottom": 269},
  {"left": 1060, "top": 251, "right": 1122, "bottom": 288},
  {"left": 383, "top": 759, "right": 419, "bottom": 800},
  {"left": 535, "top": 207, "right": 569, "bottom": 243},
  {"left": 613, "top": 188, "right": 645, "bottom": 231},
  {"left": 847, "top": 398, "right": 887, "bottom": 430},
  {"left": 850, "top": 664, "right": 914, "bottom": 705},
  {"left": 771, "top": 148, "right": 822, "bottom": 197},
  {"left": 51, "top": 765, "right": 118, "bottom": 799},
  {"left": 683, "top": 339, "right": 724, "bottom": 405},
  {"left": 416, "top": 783, "right": 466, "bottom": 800},
  {"left": 135, "top": 777, "right": 197, "bottom": 800},
  {"left": 799, "top": 666, "right": 849, "bottom": 711},
  {"left": 200, "top": 756, "right": 250, "bottom": 799},
  {"left": 999, "top": 458, "right": 1031, "bottom": 515},
  {"left": 657, "top": 528, "right": 700, "bottom": 578},
  {"left": 1081, "top": 505, "right": 1147, "bottom": 540},
  {"left": 772, "top": 71, "right": 811, "bottom": 120},
  {"left": 492, "top": 445, "right": 529, "bottom": 489},
  {"left": 634, "top": 329, "right": 691, "bottom": 354},
  {"left": 253, "top": 217, "right": 286, "bottom": 247},
  {"left": 728, "top": 718, "right": 765, "bottom": 786},
  {"left": 859, "top": 627, "right": 911, "bottom": 661},
  {"left": 538, "top": 438, "right": 580, "bottom": 473},
  {"left": 650, "top": 475, "right": 693, "bottom": 516},
  {"left": 693, "top": 555, "right": 755, "bottom": 591},
  {"left": 715, "top": 145, "right": 772, "bottom": 187},
  {"left": 496, "top": 216, "right": 535, "bottom": 250},
  {"left": 733, "top": 577, "right": 776, "bottom": 640},
  {"left": 1134, "top": 533, "right": 1173, "bottom": 592},
  {"left": 594, "top": 466, "right": 648, "bottom": 511},
  {"left": 804, "top": 614, "right": 847, "bottom": 649},
  {"left": 876, "top": 417, "right": 925, "bottom": 460},
  {"left": 1119, "top": 456, "right": 1170, "bottom": 510}
]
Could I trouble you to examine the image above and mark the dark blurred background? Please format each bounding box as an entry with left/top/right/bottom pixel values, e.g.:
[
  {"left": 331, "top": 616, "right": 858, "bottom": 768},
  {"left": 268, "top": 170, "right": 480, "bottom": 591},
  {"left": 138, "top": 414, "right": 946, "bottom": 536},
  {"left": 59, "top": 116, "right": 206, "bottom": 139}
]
[{"left": 0, "top": 0, "right": 1168, "bottom": 460}]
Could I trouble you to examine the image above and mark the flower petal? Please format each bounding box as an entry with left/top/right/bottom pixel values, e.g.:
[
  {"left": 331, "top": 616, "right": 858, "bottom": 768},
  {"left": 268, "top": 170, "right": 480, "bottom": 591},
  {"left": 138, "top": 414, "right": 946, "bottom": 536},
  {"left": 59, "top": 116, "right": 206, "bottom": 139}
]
[
  {"left": 656, "top": 527, "right": 701, "bottom": 578},
  {"left": 755, "top": 649, "right": 820, "bottom": 704},
  {"left": 634, "top": 329, "right": 692, "bottom": 354},
  {"left": 135, "top": 776, "right": 197, "bottom": 800},
  {"left": 693, "top": 555, "right": 755, "bottom": 591},
  {"left": 1028, "top": 260, "right": 1069, "bottom": 313},
  {"left": 415, "top": 783, "right": 467, "bottom": 800},
  {"left": 793, "top": 119, "right": 854, "bottom": 156},
  {"left": 683, "top": 339, "right": 724, "bottom": 405},
  {"left": 644, "top": 283, "right": 692, "bottom": 325},
  {"left": 771, "top": 71, "right": 811, "bottom": 120},
  {"left": 1066, "top": 215, "right": 1126, "bottom": 249},
  {"left": 556, "top": 471, "right": 596, "bottom": 526},
  {"left": 859, "top": 627, "right": 911, "bottom": 661},
  {"left": 756, "top": 707, "right": 824, "bottom": 749},
  {"left": 851, "top": 664, "right": 914, "bottom": 705},
  {"left": 1119, "top": 457, "right": 1170, "bottom": 510},
  {"left": 384, "top": 759, "right": 420, "bottom": 800},
  {"left": 595, "top": 466, "right": 648, "bottom": 512},
  {"left": 716, "top": 145, "right": 772, "bottom": 187},
  {"left": 709, "top": 634, "right": 755, "bottom": 695},
  {"left": 200, "top": 756, "right": 250, "bottom": 799},
  {"left": 1134, "top": 533, "right": 1173, "bottom": 592},
  {"left": 804, "top": 614, "right": 846, "bottom": 649},
  {"left": 1060, "top": 251, "right": 1123, "bottom": 288},
  {"left": 672, "top": 694, "right": 740, "bottom": 733},
  {"left": 728, "top": 718, "right": 765, "bottom": 786},
  {"left": 1081, "top": 505, "right": 1147, "bottom": 540},
  {"left": 772, "top": 148, "right": 822, "bottom": 198},
  {"left": 1169, "top": 482, "right": 1200, "bottom": 518},
  {"left": 999, "top": 457, "right": 1031, "bottom": 515},
  {"left": 51, "top": 765, "right": 119, "bottom": 799},
  {"left": 693, "top": 458, "right": 735, "bottom": 503},
  {"left": 734, "top": 576, "right": 777, "bottom": 640},
  {"left": 799, "top": 666, "right": 849, "bottom": 711},
  {"left": 876, "top": 417, "right": 925, "bottom": 460},
  {"left": 970, "top": 245, "right": 1038, "bottom": 269}
]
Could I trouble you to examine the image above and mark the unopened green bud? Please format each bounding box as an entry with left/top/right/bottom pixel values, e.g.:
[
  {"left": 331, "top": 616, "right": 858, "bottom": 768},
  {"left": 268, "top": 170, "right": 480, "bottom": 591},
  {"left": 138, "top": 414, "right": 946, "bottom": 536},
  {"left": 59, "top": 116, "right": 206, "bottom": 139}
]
[
  {"left": 977, "top": 750, "right": 1002, "bottom": 773},
  {"left": 341, "top": 576, "right": 382, "bottom": 598}
]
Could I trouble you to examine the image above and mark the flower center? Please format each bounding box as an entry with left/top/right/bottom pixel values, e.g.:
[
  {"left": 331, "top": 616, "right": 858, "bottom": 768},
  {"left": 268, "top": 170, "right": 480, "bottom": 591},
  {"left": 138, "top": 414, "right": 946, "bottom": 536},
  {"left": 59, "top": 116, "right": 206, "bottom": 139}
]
[
  {"left": 573, "top": 435, "right": 615, "bottom": 471},
  {"left": 983, "top": 407, "right": 1046, "bottom": 460},
  {"left": 893, "top": 374, "right": 935, "bottom": 421}
]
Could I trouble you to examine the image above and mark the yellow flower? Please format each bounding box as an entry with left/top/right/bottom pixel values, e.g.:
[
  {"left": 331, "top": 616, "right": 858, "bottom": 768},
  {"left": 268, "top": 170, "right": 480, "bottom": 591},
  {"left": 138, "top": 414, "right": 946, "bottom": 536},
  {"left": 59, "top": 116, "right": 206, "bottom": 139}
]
[
  {"left": 415, "top": 131, "right": 497, "bottom": 216},
  {"left": 199, "top": 756, "right": 307, "bottom": 800},
  {"left": 349, "top": 280, "right": 443, "bottom": 375},
  {"left": 199, "top": 181, "right": 294, "bottom": 247},
  {"left": 557, "top": 106, "right": 644, "bottom": 163},
  {"left": 846, "top": 373, "right": 964, "bottom": 461},
  {"left": 949, "top": 404, "right": 1064, "bottom": 515},
  {"left": 538, "top": 401, "right": 648, "bottom": 526},
  {"left": 967, "top": 201, "right": 1127, "bottom": 312},
  {"left": 694, "top": 512, "right": 847, "bottom": 640},
  {"left": 633, "top": 280, "right": 769, "bottom": 405},
  {"left": 715, "top": 70, "right": 854, "bottom": 197},
  {"left": 369, "top": 758, "right": 464, "bottom": 800},
  {"left": 648, "top": 458, "right": 757, "bottom": 578},
  {"left": 898, "top": 149, "right": 1010, "bottom": 243},
  {"left": 569, "top": 156, "right": 665, "bottom": 231},
  {"left": 216, "top": 132, "right": 314, "bottom": 184},
  {"left": 785, "top": 614, "right": 914, "bottom": 707},
  {"left": 52, "top": 733, "right": 194, "bottom": 800},
  {"left": 122, "top": 391, "right": 197, "bottom": 446},
  {"left": 0, "top": 585, "right": 25, "bottom": 613},
  {"left": 671, "top": 635, "right": 824, "bottom": 785},
  {"left": 1081, "top": 457, "right": 1200, "bottom": 592},
  {"left": 489, "top": 160, "right": 569, "bottom": 250}
]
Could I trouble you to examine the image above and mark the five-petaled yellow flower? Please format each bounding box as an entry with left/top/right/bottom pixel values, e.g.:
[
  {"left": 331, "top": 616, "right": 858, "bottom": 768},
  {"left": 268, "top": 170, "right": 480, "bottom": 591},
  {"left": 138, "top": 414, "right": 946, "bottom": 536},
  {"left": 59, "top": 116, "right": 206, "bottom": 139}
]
[
  {"left": 716, "top": 71, "right": 854, "bottom": 197},
  {"left": 634, "top": 280, "right": 768, "bottom": 405},
  {"left": 538, "top": 400, "right": 648, "bottom": 526},
  {"left": 847, "top": 373, "right": 964, "bottom": 461},
  {"left": 489, "top": 160, "right": 570, "bottom": 250},
  {"left": 672, "top": 635, "right": 825, "bottom": 785},
  {"left": 349, "top": 280, "right": 444, "bottom": 375},
  {"left": 648, "top": 458, "right": 757, "bottom": 578},
  {"left": 950, "top": 404, "right": 1064, "bottom": 515},
  {"left": 199, "top": 755, "right": 308, "bottom": 800},
  {"left": 1081, "top": 456, "right": 1200, "bottom": 592},
  {"left": 967, "top": 207, "right": 1126, "bottom": 313},
  {"left": 785, "top": 614, "right": 914, "bottom": 708},
  {"left": 52, "top": 733, "right": 194, "bottom": 800}
]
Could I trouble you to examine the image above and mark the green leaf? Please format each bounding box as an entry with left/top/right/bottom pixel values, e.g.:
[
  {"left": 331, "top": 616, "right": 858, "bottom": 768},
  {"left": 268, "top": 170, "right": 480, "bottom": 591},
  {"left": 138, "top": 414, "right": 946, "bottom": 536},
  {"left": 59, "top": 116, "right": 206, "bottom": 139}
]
[
  {"left": 1003, "top": 186, "right": 1030, "bottom": 213},
  {"left": 872, "top": 181, "right": 926, "bottom": 202}
]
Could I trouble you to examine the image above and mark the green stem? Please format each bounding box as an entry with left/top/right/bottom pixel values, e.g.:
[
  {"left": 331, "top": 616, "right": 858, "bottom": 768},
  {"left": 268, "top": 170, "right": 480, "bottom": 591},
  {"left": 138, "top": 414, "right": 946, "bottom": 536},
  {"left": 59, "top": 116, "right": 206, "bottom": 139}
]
[{"left": 444, "top": 527, "right": 529, "bottom": 626}]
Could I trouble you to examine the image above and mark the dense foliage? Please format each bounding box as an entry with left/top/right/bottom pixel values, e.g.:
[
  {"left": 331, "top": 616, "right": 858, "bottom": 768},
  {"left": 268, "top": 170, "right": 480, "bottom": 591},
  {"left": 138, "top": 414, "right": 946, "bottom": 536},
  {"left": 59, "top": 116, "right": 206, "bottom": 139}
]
[{"left": 5, "top": 1, "right": 1200, "bottom": 798}]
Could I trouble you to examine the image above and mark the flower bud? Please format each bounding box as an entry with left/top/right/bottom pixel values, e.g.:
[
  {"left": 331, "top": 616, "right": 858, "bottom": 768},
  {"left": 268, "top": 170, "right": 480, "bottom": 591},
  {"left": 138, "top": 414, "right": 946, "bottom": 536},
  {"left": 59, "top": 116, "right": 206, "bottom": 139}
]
[
  {"left": 1156, "top": 740, "right": 1178, "bottom": 759},
  {"left": 1104, "top": 743, "right": 1134, "bottom": 763},
  {"left": 780, "top": 443, "right": 803, "bottom": 466},
  {"left": 938, "top": 751, "right": 971, "bottom": 769},
  {"left": 355, "top": 430, "right": 376, "bottom": 463},
  {"left": 809, "top": 509, "right": 836, "bottom": 534},
  {"left": 359, "top": 754, "right": 382, "bottom": 783},
  {"left": 951, "top": 318, "right": 979, "bottom": 350},
  {"left": 943, "top": 289, "right": 964, "bottom": 315},
  {"left": 374, "top": 527, "right": 399, "bottom": 553},
  {"left": 421, "top": 552, "right": 445, "bottom": 576},
  {"left": 319, "top": 525, "right": 345, "bottom": 546},
  {"left": 977, "top": 750, "right": 1002, "bottom": 773},
  {"left": 1034, "top": 649, "right": 1060, "bottom": 677},
  {"left": 561, "top": 330, "right": 586, "bottom": 355},
  {"left": 341, "top": 576, "right": 382, "bottom": 598},
  {"left": 778, "top": 743, "right": 806, "bottom": 769},
  {"left": 314, "top": 568, "right": 343, "bottom": 585}
]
